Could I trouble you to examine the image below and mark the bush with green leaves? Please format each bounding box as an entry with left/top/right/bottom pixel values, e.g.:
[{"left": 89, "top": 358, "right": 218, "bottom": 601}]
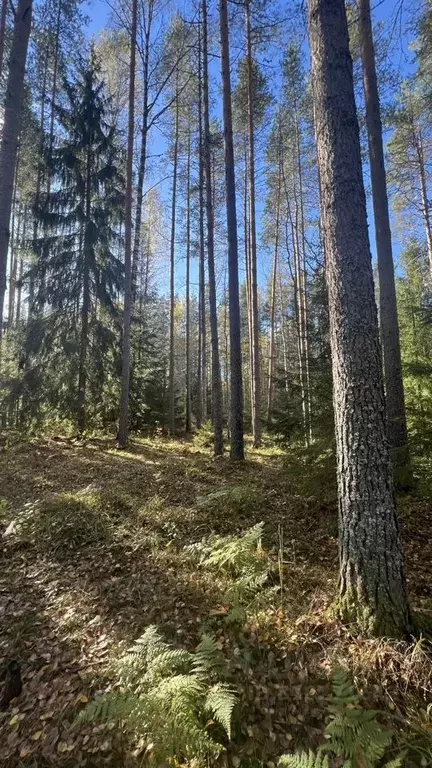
[
  {"left": 186, "top": 522, "right": 275, "bottom": 624},
  {"left": 279, "top": 668, "right": 405, "bottom": 768},
  {"left": 77, "top": 626, "right": 237, "bottom": 764}
]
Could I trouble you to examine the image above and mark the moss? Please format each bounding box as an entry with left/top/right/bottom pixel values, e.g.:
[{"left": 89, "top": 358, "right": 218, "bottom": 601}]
[{"left": 337, "top": 587, "right": 411, "bottom": 638}]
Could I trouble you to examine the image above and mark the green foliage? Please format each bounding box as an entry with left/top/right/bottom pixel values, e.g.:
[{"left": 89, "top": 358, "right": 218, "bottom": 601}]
[
  {"left": 186, "top": 523, "right": 274, "bottom": 624},
  {"left": 17, "top": 490, "right": 112, "bottom": 555},
  {"left": 321, "top": 668, "right": 393, "bottom": 767},
  {"left": 193, "top": 421, "right": 215, "bottom": 448},
  {"left": 279, "top": 669, "right": 404, "bottom": 768},
  {"left": 195, "top": 485, "right": 263, "bottom": 516},
  {"left": 77, "top": 625, "right": 237, "bottom": 764},
  {"left": 278, "top": 751, "right": 329, "bottom": 768}
]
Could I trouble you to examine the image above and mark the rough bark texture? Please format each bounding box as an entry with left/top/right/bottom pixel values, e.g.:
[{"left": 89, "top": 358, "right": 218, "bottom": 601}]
[
  {"left": 0, "top": 0, "right": 32, "bottom": 332},
  {"left": 202, "top": 0, "right": 224, "bottom": 456},
  {"left": 358, "top": 0, "right": 410, "bottom": 478},
  {"left": 219, "top": 0, "right": 244, "bottom": 460},
  {"left": 118, "top": 0, "right": 137, "bottom": 447},
  {"left": 308, "top": 0, "right": 411, "bottom": 637}
]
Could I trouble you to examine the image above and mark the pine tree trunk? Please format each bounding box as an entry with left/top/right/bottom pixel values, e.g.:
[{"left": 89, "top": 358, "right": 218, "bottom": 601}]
[
  {"left": 308, "top": 0, "right": 411, "bottom": 637},
  {"left": 245, "top": 0, "right": 261, "bottom": 447},
  {"left": 358, "top": 0, "right": 410, "bottom": 478},
  {"left": 77, "top": 148, "right": 92, "bottom": 435},
  {"left": 185, "top": 128, "right": 192, "bottom": 434},
  {"left": 202, "top": 0, "right": 223, "bottom": 455},
  {"left": 8, "top": 200, "right": 21, "bottom": 328},
  {"left": 0, "top": 0, "right": 32, "bottom": 334},
  {"left": 296, "top": 122, "right": 312, "bottom": 443},
  {"left": 15, "top": 206, "right": 25, "bottom": 324},
  {"left": 415, "top": 129, "right": 432, "bottom": 276},
  {"left": 198, "top": 38, "right": 207, "bottom": 424},
  {"left": 118, "top": 0, "right": 137, "bottom": 447},
  {"left": 244, "top": 144, "right": 254, "bottom": 428},
  {"left": 219, "top": 0, "right": 244, "bottom": 460},
  {"left": 168, "top": 81, "right": 179, "bottom": 436},
  {"left": 132, "top": 5, "right": 152, "bottom": 297},
  {"left": 0, "top": 0, "right": 8, "bottom": 79},
  {"left": 267, "top": 167, "right": 281, "bottom": 423}
]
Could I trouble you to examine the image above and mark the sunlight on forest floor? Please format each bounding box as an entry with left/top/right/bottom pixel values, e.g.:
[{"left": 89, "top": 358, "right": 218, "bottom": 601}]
[{"left": 0, "top": 435, "right": 431, "bottom": 766}]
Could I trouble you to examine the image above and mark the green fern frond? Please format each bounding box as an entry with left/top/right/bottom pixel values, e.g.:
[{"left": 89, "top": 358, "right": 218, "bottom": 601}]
[
  {"left": 146, "top": 648, "right": 193, "bottom": 678},
  {"left": 321, "top": 668, "right": 393, "bottom": 768},
  {"left": 192, "top": 634, "right": 225, "bottom": 675},
  {"left": 278, "top": 750, "right": 330, "bottom": 768},
  {"left": 76, "top": 692, "right": 138, "bottom": 725},
  {"left": 154, "top": 673, "right": 204, "bottom": 701},
  {"left": 204, "top": 683, "right": 237, "bottom": 739}
]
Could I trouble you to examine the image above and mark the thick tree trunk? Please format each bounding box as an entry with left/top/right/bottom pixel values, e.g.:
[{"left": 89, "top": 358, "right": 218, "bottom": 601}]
[
  {"left": 219, "top": 0, "right": 244, "bottom": 460},
  {"left": 202, "top": 0, "right": 223, "bottom": 455},
  {"left": 168, "top": 82, "right": 179, "bottom": 436},
  {"left": 245, "top": 0, "right": 261, "bottom": 447},
  {"left": 185, "top": 128, "right": 192, "bottom": 434},
  {"left": 0, "top": 0, "right": 32, "bottom": 333},
  {"left": 308, "top": 0, "right": 411, "bottom": 636},
  {"left": 358, "top": 0, "right": 410, "bottom": 478},
  {"left": 118, "top": 0, "right": 137, "bottom": 447}
]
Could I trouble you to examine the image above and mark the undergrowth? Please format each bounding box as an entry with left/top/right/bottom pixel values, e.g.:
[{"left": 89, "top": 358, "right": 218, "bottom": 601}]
[{"left": 77, "top": 626, "right": 237, "bottom": 764}]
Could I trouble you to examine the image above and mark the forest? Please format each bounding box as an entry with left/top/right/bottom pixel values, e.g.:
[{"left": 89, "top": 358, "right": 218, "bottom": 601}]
[{"left": 0, "top": 0, "right": 431, "bottom": 764}]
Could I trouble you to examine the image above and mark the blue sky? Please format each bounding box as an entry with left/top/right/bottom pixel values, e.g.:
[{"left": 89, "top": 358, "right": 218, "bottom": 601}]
[{"left": 83, "top": 0, "right": 417, "bottom": 293}]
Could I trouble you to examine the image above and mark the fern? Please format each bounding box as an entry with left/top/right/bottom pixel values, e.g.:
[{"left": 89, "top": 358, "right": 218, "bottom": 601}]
[
  {"left": 278, "top": 670, "right": 406, "bottom": 768},
  {"left": 278, "top": 751, "right": 329, "bottom": 768},
  {"left": 77, "top": 625, "right": 237, "bottom": 765},
  {"left": 205, "top": 683, "right": 237, "bottom": 739},
  {"left": 186, "top": 523, "right": 273, "bottom": 625},
  {"left": 321, "top": 667, "right": 393, "bottom": 768}
]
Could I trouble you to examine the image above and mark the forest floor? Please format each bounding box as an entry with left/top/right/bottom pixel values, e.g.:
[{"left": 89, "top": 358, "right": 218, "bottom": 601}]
[{"left": 0, "top": 433, "right": 431, "bottom": 767}]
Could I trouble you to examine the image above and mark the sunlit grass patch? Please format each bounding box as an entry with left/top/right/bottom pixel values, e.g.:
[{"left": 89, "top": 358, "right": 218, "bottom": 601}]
[{"left": 17, "top": 488, "right": 113, "bottom": 556}]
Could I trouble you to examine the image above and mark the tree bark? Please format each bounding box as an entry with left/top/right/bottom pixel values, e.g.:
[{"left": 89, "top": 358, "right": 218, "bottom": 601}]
[
  {"left": 132, "top": 1, "right": 153, "bottom": 297},
  {"left": 0, "top": 0, "right": 32, "bottom": 334},
  {"left": 118, "top": 0, "right": 137, "bottom": 447},
  {"left": 168, "top": 78, "right": 179, "bottom": 436},
  {"left": 267, "top": 165, "right": 281, "bottom": 423},
  {"left": 77, "top": 147, "right": 92, "bottom": 435},
  {"left": 185, "top": 128, "right": 192, "bottom": 434},
  {"left": 245, "top": 0, "right": 261, "bottom": 447},
  {"left": 198, "top": 33, "right": 207, "bottom": 425},
  {"left": 0, "top": 0, "right": 8, "bottom": 79},
  {"left": 308, "top": 0, "right": 411, "bottom": 636},
  {"left": 219, "top": 0, "right": 244, "bottom": 460},
  {"left": 358, "top": 0, "right": 410, "bottom": 478},
  {"left": 202, "top": 0, "right": 223, "bottom": 455}
]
